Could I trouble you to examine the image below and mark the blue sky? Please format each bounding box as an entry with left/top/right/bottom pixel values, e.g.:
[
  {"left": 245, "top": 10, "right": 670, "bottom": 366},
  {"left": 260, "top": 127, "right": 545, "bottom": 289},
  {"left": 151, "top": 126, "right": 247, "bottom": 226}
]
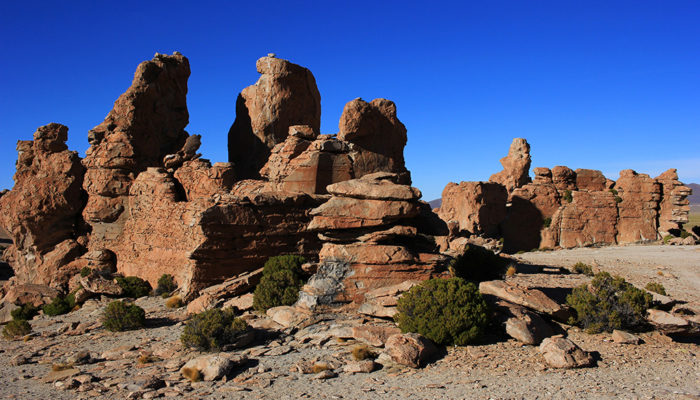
[{"left": 1, "top": 1, "right": 698, "bottom": 200}]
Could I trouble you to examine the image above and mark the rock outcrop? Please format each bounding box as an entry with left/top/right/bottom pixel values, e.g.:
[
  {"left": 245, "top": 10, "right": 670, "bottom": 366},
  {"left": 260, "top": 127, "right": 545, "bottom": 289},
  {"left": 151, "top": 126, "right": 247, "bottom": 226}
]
[
  {"left": 228, "top": 56, "right": 321, "bottom": 179},
  {"left": 0, "top": 123, "right": 86, "bottom": 288},
  {"left": 615, "top": 170, "right": 661, "bottom": 243},
  {"left": 489, "top": 138, "right": 531, "bottom": 192},
  {"left": 437, "top": 182, "right": 507, "bottom": 238},
  {"left": 655, "top": 169, "right": 692, "bottom": 234}
]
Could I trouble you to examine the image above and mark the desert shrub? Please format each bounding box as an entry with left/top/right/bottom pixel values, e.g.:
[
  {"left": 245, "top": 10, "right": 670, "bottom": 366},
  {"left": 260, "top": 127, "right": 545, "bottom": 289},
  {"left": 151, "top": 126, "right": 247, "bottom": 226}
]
[
  {"left": 43, "top": 295, "right": 75, "bottom": 316},
  {"left": 680, "top": 230, "right": 692, "bottom": 239},
  {"left": 137, "top": 354, "right": 160, "bottom": 364},
  {"left": 102, "top": 301, "right": 146, "bottom": 332},
  {"left": 51, "top": 363, "right": 74, "bottom": 371},
  {"left": 155, "top": 274, "right": 177, "bottom": 297},
  {"left": 566, "top": 272, "right": 652, "bottom": 333},
  {"left": 563, "top": 190, "right": 573, "bottom": 203},
  {"left": 505, "top": 265, "right": 517, "bottom": 277},
  {"left": 614, "top": 195, "right": 623, "bottom": 204},
  {"left": 542, "top": 217, "right": 552, "bottom": 228},
  {"left": 572, "top": 262, "right": 594, "bottom": 276},
  {"left": 312, "top": 362, "right": 331, "bottom": 373},
  {"left": 181, "top": 307, "right": 249, "bottom": 351},
  {"left": 165, "top": 296, "right": 183, "bottom": 309},
  {"left": 609, "top": 188, "right": 618, "bottom": 196},
  {"left": 11, "top": 304, "right": 39, "bottom": 321},
  {"left": 80, "top": 266, "right": 92, "bottom": 277},
  {"left": 395, "top": 278, "right": 490, "bottom": 346},
  {"left": 253, "top": 255, "right": 307, "bottom": 311},
  {"left": 352, "top": 344, "right": 377, "bottom": 361},
  {"left": 116, "top": 276, "right": 152, "bottom": 298},
  {"left": 182, "top": 367, "right": 201, "bottom": 382},
  {"left": 645, "top": 282, "right": 667, "bottom": 296},
  {"left": 2, "top": 319, "right": 31, "bottom": 339},
  {"left": 448, "top": 245, "right": 508, "bottom": 282}
]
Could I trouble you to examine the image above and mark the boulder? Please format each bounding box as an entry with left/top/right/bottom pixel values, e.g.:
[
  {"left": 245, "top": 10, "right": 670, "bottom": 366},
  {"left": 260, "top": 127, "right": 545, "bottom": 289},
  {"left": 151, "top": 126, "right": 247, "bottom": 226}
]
[
  {"left": 2, "top": 284, "right": 60, "bottom": 307},
  {"left": 538, "top": 337, "right": 593, "bottom": 368},
  {"left": 180, "top": 354, "right": 247, "bottom": 381},
  {"left": 532, "top": 167, "right": 553, "bottom": 185},
  {"left": 437, "top": 181, "right": 507, "bottom": 237},
  {"left": 611, "top": 330, "right": 641, "bottom": 344},
  {"left": 385, "top": 333, "right": 438, "bottom": 368},
  {"left": 551, "top": 166, "right": 577, "bottom": 191},
  {"left": 479, "top": 280, "right": 570, "bottom": 322},
  {"left": 548, "top": 190, "right": 619, "bottom": 249},
  {"left": 646, "top": 309, "right": 699, "bottom": 336},
  {"left": 352, "top": 325, "right": 402, "bottom": 347},
  {"left": 343, "top": 360, "right": 377, "bottom": 373},
  {"left": 489, "top": 138, "right": 531, "bottom": 192},
  {"left": 266, "top": 306, "right": 312, "bottom": 328},
  {"left": 492, "top": 300, "right": 554, "bottom": 345},
  {"left": 79, "top": 275, "right": 123, "bottom": 296},
  {"left": 574, "top": 169, "right": 607, "bottom": 192},
  {"left": 615, "top": 170, "right": 661, "bottom": 243},
  {"left": 228, "top": 56, "right": 321, "bottom": 179}
]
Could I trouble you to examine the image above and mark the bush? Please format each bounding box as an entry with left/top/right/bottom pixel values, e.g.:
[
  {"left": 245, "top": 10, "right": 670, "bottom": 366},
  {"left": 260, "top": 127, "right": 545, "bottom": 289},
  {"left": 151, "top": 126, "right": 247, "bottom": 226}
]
[
  {"left": 165, "top": 296, "right": 183, "bottom": 309},
  {"left": 680, "top": 230, "right": 692, "bottom": 239},
  {"left": 2, "top": 319, "right": 31, "bottom": 339},
  {"left": 43, "top": 295, "right": 75, "bottom": 316},
  {"left": 566, "top": 272, "right": 652, "bottom": 333},
  {"left": 505, "top": 265, "right": 517, "bottom": 277},
  {"left": 645, "top": 282, "right": 667, "bottom": 296},
  {"left": 11, "top": 304, "right": 39, "bottom": 321},
  {"left": 663, "top": 234, "right": 673, "bottom": 244},
  {"left": 102, "top": 301, "right": 146, "bottom": 332},
  {"left": 253, "top": 255, "right": 307, "bottom": 312},
  {"left": 155, "top": 274, "right": 177, "bottom": 297},
  {"left": 181, "top": 307, "right": 249, "bottom": 351},
  {"left": 182, "top": 367, "right": 201, "bottom": 382},
  {"left": 572, "top": 262, "right": 594, "bottom": 276},
  {"left": 80, "top": 266, "right": 92, "bottom": 277},
  {"left": 563, "top": 190, "right": 573, "bottom": 203},
  {"left": 116, "top": 276, "right": 152, "bottom": 298},
  {"left": 448, "top": 245, "right": 508, "bottom": 282},
  {"left": 394, "top": 278, "right": 490, "bottom": 346},
  {"left": 542, "top": 217, "right": 552, "bottom": 228}
]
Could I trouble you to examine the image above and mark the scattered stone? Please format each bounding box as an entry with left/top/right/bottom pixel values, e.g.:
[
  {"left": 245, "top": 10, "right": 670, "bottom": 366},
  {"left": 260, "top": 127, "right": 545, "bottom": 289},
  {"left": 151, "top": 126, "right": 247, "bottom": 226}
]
[
  {"left": 611, "top": 330, "right": 641, "bottom": 344},
  {"left": 479, "top": 280, "right": 570, "bottom": 322},
  {"left": 385, "top": 333, "right": 438, "bottom": 368},
  {"left": 312, "top": 369, "right": 337, "bottom": 380},
  {"left": 647, "top": 309, "right": 700, "bottom": 336},
  {"left": 180, "top": 354, "right": 247, "bottom": 381},
  {"left": 43, "top": 367, "right": 81, "bottom": 383},
  {"left": 538, "top": 337, "right": 593, "bottom": 369},
  {"left": 352, "top": 325, "right": 401, "bottom": 347},
  {"left": 343, "top": 360, "right": 376, "bottom": 373},
  {"left": 492, "top": 300, "right": 554, "bottom": 345}
]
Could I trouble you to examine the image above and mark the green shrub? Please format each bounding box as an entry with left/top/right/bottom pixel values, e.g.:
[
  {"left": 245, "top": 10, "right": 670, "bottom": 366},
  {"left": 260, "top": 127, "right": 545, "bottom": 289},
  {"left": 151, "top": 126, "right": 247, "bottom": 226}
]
[
  {"left": 563, "top": 190, "right": 573, "bottom": 203},
  {"left": 645, "top": 282, "right": 667, "bottom": 296},
  {"left": 680, "top": 230, "right": 692, "bottom": 239},
  {"left": 448, "top": 245, "right": 508, "bottom": 282},
  {"left": 663, "top": 234, "right": 673, "bottom": 244},
  {"left": 566, "top": 272, "right": 652, "bottom": 333},
  {"left": 394, "top": 278, "right": 490, "bottom": 346},
  {"left": 542, "top": 217, "right": 552, "bottom": 228},
  {"left": 154, "top": 274, "right": 177, "bottom": 296},
  {"left": 102, "top": 301, "right": 145, "bottom": 332},
  {"left": 181, "top": 307, "right": 249, "bottom": 351},
  {"left": 609, "top": 188, "right": 618, "bottom": 196},
  {"left": 116, "top": 276, "right": 152, "bottom": 298},
  {"left": 2, "top": 319, "right": 31, "bottom": 339},
  {"left": 43, "top": 295, "right": 75, "bottom": 316},
  {"left": 253, "top": 255, "right": 307, "bottom": 312},
  {"left": 80, "top": 266, "right": 92, "bottom": 277},
  {"left": 572, "top": 262, "right": 594, "bottom": 276},
  {"left": 11, "top": 304, "right": 39, "bottom": 321},
  {"left": 614, "top": 196, "right": 623, "bottom": 204}
]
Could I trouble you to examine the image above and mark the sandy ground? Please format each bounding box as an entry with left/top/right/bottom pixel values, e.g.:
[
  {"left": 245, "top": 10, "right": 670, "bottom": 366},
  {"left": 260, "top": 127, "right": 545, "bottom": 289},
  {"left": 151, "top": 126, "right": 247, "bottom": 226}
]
[{"left": 0, "top": 245, "right": 698, "bottom": 400}]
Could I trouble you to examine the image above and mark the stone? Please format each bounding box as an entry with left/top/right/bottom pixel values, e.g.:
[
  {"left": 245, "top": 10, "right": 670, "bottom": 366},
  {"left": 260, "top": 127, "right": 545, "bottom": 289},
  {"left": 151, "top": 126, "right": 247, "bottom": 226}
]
[
  {"left": 312, "top": 370, "right": 337, "bottom": 380},
  {"left": 326, "top": 175, "right": 421, "bottom": 201},
  {"left": 551, "top": 166, "right": 577, "bottom": 191},
  {"left": 532, "top": 167, "right": 553, "bottom": 184},
  {"left": 385, "top": 333, "right": 438, "bottom": 368},
  {"left": 43, "top": 368, "right": 81, "bottom": 383},
  {"left": 66, "top": 351, "right": 92, "bottom": 365},
  {"left": 343, "top": 360, "right": 377, "bottom": 373},
  {"left": 308, "top": 197, "right": 419, "bottom": 231},
  {"left": 538, "top": 337, "right": 593, "bottom": 368},
  {"left": 266, "top": 306, "right": 312, "bottom": 328},
  {"left": 10, "top": 354, "right": 29, "bottom": 366},
  {"left": 547, "top": 190, "right": 619, "bottom": 249},
  {"left": 492, "top": 300, "right": 554, "bottom": 345},
  {"left": 611, "top": 330, "right": 641, "bottom": 344},
  {"left": 615, "top": 170, "right": 661, "bottom": 243},
  {"left": 352, "top": 325, "right": 402, "bottom": 347},
  {"left": 228, "top": 56, "right": 321, "bottom": 179},
  {"left": 489, "top": 138, "right": 531, "bottom": 192},
  {"left": 180, "top": 354, "right": 247, "bottom": 381},
  {"left": 338, "top": 98, "right": 409, "bottom": 181},
  {"left": 502, "top": 183, "right": 561, "bottom": 252},
  {"left": 575, "top": 169, "right": 607, "bottom": 192},
  {"left": 646, "top": 309, "right": 699, "bottom": 335},
  {"left": 222, "top": 293, "right": 255, "bottom": 311},
  {"left": 437, "top": 181, "right": 507, "bottom": 237},
  {"left": 79, "top": 275, "right": 123, "bottom": 296},
  {"left": 479, "top": 280, "right": 570, "bottom": 322},
  {"left": 655, "top": 169, "right": 692, "bottom": 234},
  {"left": 0, "top": 123, "right": 86, "bottom": 288},
  {"left": 0, "top": 302, "right": 19, "bottom": 324}
]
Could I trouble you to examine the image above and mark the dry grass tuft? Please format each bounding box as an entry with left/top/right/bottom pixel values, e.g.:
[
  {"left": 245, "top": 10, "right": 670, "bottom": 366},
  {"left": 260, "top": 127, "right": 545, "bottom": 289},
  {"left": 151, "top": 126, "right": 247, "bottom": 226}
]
[
  {"left": 51, "top": 363, "right": 74, "bottom": 371},
  {"left": 165, "top": 296, "right": 183, "bottom": 309},
  {"left": 505, "top": 265, "right": 517, "bottom": 277},
  {"left": 351, "top": 344, "right": 377, "bottom": 361},
  {"left": 311, "top": 362, "right": 331, "bottom": 373},
  {"left": 182, "top": 367, "right": 202, "bottom": 382}
]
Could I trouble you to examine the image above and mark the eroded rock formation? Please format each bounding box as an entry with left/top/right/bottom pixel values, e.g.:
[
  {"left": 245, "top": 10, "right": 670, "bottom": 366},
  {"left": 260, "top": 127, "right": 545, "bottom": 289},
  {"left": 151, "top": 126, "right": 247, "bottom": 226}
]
[
  {"left": 656, "top": 169, "right": 692, "bottom": 234},
  {"left": 489, "top": 138, "right": 531, "bottom": 192},
  {"left": 437, "top": 182, "right": 507, "bottom": 238}
]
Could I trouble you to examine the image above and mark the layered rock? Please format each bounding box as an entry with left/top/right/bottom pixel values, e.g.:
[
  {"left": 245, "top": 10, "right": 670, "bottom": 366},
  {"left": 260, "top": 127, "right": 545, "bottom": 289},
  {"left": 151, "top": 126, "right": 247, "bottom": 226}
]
[
  {"left": 551, "top": 166, "right": 577, "bottom": 191},
  {"left": 437, "top": 182, "right": 507, "bottom": 238},
  {"left": 338, "top": 98, "right": 409, "bottom": 182},
  {"left": 574, "top": 169, "right": 607, "bottom": 192},
  {"left": 501, "top": 181, "right": 561, "bottom": 252},
  {"left": 545, "top": 191, "right": 619, "bottom": 249},
  {"left": 615, "top": 170, "right": 661, "bottom": 243},
  {"left": 228, "top": 56, "right": 321, "bottom": 179},
  {"left": 0, "top": 123, "right": 86, "bottom": 288},
  {"left": 655, "top": 169, "right": 692, "bottom": 234},
  {"left": 489, "top": 138, "right": 531, "bottom": 192}
]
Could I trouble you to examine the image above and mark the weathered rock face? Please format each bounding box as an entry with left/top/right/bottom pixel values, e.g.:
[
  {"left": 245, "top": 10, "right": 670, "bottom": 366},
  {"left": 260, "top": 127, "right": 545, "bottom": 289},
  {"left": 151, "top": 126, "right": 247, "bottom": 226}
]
[
  {"left": 575, "top": 169, "right": 607, "bottom": 192},
  {"left": 551, "top": 166, "right": 577, "bottom": 191},
  {"left": 615, "top": 170, "right": 661, "bottom": 243},
  {"left": 437, "top": 181, "right": 507, "bottom": 237},
  {"left": 82, "top": 52, "right": 191, "bottom": 243},
  {"left": 338, "top": 98, "right": 409, "bottom": 182},
  {"left": 501, "top": 182, "right": 561, "bottom": 252},
  {"left": 656, "top": 169, "right": 692, "bottom": 234},
  {"left": 0, "top": 123, "right": 86, "bottom": 288},
  {"left": 532, "top": 167, "right": 553, "bottom": 185},
  {"left": 546, "top": 191, "right": 619, "bottom": 249},
  {"left": 489, "top": 138, "right": 531, "bottom": 192},
  {"left": 228, "top": 56, "right": 321, "bottom": 180}
]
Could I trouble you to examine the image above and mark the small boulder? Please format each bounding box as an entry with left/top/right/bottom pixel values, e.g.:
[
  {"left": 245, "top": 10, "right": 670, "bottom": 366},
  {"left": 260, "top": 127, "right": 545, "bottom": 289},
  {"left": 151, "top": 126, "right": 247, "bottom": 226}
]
[
  {"left": 538, "top": 337, "right": 593, "bottom": 369},
  {"left": 352, "top": 325, "right": 402, "bottom": 347},
  {"left": 343, "top": 360, "right": 377, "bottom": 373},
  {"left": 180, "top": 354, "right": 247, "bottom": 381},
  {"left": 611, "top": 330, "right": 641, "bottom": 344},
  {"left": 385, "top": 333, "right": 438, "bottom": 368}
]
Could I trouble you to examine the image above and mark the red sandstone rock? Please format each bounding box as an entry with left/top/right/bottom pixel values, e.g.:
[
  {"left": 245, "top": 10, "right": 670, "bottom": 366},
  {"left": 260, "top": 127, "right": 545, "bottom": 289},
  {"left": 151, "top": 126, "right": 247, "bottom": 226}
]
[
  {"left": 338, "top": 98, "right": 409, "bottom": 182},
  {"left": 548, "top": 190, "right": 618, "bottom": 249},
  {"left": 551, "top": 166, "right": 577, "bottom": 191},
  {"left": 502, "top": 183, "right": 561, "bottom": 252},
  {"left": 489, "top": 138, "right": 531, "bottom": 192},
  {"left": 173, "top": 159, "right": 235, "bottom": 199},
  {"left": 437, "top": 181, "right": 507, "bottom": 237},
  {"left": 615, "top": 170, "right": 661, "bottom": 243},
  {"left": 0, "top": 123, "right": 86, "bottom": 288},
  {"left": 539, "top": 337, "right": 594, "bottom": 368},
  {"left": 2, "top": 284, "right": 61, "bottom": 307},
  {"left": 228, "top": 56, "right": 321, "bottom": 179},
  {"left": 574, "top": 169, "right": 607, "bottom": 192},
  {"left": 655, "top": 169, "right": 692, "bottom": 234},
  {"left": 385, "top": 333, "right": 439, "bottom": 368},
  {"left": 532, "top": 167, "right": 553, "bottom": 185}
]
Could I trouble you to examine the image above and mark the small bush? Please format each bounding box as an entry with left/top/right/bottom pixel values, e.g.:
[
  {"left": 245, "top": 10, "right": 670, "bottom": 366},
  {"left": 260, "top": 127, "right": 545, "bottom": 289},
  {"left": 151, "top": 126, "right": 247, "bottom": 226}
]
[
  {"left": 116, "top": 276, "right": 152, "bottom": 298},
  {"left": 352, "top": 345, "right": 377, "bottom": 361},
  {"left": 566, "top": 272, "right": 652, "bottom": 333},
  {"left": 102, "top": 301, "right": 146, "bottom": 332},
  {"left": 181, "top": 307, "right": 249, "bottom": 351},
  {"left": 51, "top": 363, "right": 74, "bottom": 371},
  {"left": 542, "top": 217, "right": 552, "bottom": 228},
  {"left": 312, "top": 362, "right": 331, "bottom": 373},
  {"left": 645, "top": 282, "right": 667, "bottom": 296},
  {"left": 165, "top": 296, "right": 183, "bottom": 309},
  {"left": 182, "top": 367, "right": 201, "bottom": 382},
  {"left": 137, "top": 354, "right": 160, "bottom": 364},
  {"left": 11, "top": 304, "right": 39, "bottom": 321},
  {"left": 614, "top": 196, "right": 623, "bottom": 204},
  {"left": 155, "top": 274, "right": 177, "bottom": 296},
  {"left": 80, "top": 266, "right": 92, "bottom": 277},
  {"left": 680, "top": 230, "right": 692, "bottom": 239},
  {"left": 395, "top": 278, "right": 490, "bottom": 346},
  {"left": 563, "top": 190, "right": 573, "bottom": 203},
  {"left": 505, "top": 265, "right": 517, "bottom": 277},
  {"left": 572, "top": 262, "right": 594, "bottom": 276},
  {"left": 448, "top": 245, "right": 508, "bottom": 282},
  {"left": 663, "top": 235, "right": 674, "bottom": 244},
  {"left": 253, "top": 255, "right": 307, "bottom": 312},
  {"left": 43, "top": 295, "right": 75, "bottom": 316},
  {"left": 609, "top": 188, "right": 618, "bottom": 196},
  {"left": 2, "top": 319, "right": 31, "bottom": 339}
]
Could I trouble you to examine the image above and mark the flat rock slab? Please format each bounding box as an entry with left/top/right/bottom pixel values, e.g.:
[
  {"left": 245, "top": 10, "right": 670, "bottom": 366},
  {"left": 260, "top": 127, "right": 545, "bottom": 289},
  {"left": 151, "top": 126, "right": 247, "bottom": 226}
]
[
  {"left": 492, "top": 300, "right": 554, "bottom": 345},
  {"left": 479, "top": 280, "right": 570, "bottom": 322}
]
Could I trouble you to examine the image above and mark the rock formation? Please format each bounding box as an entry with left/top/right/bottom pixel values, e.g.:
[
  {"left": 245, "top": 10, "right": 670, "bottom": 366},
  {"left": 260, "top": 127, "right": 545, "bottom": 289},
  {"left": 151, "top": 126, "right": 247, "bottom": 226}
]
[
  {"left": 655, "top": 169, "right": 692, "bottom": 234},
  {"left": 437, "top": 182, "right": 507, "bottom": 238},
  {"left": 0, "top": 123, "right": 86, "bottom": 288},
  {"left": 615, "top": 170, "right": 661, "bottom": 243},
  {"left": 489, "top": 138, "right": 531, "bottom": 192},
  {"left": 228, "top": 56, "right": 321, "bottom": 179}
]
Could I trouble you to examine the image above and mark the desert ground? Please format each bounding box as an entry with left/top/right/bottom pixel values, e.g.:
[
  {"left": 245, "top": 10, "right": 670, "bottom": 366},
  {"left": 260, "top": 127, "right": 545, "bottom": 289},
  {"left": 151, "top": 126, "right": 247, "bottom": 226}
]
[{"left": 1, "top": 245, "right": 698, "bottom": 400}]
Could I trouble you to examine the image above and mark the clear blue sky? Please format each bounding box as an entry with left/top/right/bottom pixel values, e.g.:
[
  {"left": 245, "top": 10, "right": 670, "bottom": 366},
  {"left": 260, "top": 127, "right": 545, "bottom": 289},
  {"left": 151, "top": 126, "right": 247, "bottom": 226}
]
[{"left": 1, "top": 1, "right": 698, "bottom": 200}]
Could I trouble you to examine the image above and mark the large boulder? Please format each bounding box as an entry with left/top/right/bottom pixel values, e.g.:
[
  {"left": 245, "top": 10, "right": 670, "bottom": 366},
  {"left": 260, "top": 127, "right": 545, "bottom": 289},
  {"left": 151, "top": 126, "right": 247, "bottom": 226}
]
[
  {"left": 0, "top": 123, "right": 86, "bottom": 288},
  {"left": 551, "top": 166, "right": 577, "bottom": 191},
  {"left": 384, "top": 333, "right": 439, "bottom": 368},
  {"left": 615, "top": 170, "right": 661, "bottom": 243},
  {"left": 538, "top": 337, "right": 593, "bottom": 369},
  {"left": 437, "top": 181, "right": 507, "bottom": 237},
  {"left": 489, "top": 138, "right": 531, "bottom": 192},
  {"left": 228, "top": 56, "right": 321, "bottom": 179},
  {"left": 574, "top": 169, "right": 607, "bottom": 192}
]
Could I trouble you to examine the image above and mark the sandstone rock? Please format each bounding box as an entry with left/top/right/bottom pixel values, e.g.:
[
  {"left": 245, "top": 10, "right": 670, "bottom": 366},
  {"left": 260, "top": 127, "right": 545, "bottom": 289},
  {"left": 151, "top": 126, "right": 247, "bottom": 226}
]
[
  {"left": 2, "top": 284, "right": 60, "bottom": 307},
  {"left": 479, "top": 281, "right": 570, "bottom": 322},
  {"left": 538, "top": 337, "right": 593, "bottom": 368},
  {"left": 266, "top": 306, "right": 312, "bottom": 328},
  {"left": 79, "top": 275, "right": 123, "bottom": 296},
  {"left": 548, "top": 190, "right": 619, "bottom": 249},
  {"left": 309, "top": 196, "right": 419, "bottom": 231},
  {"left": 326, "top": 173, "right": 421, "bottom": 201},
  {"left": 615, "top": 170, "right": 661, "bottom": 243},
  {"left": 551, "top": 166, "right": 577, "bottom": 191},
  {"left": 43, "top": 368, "right": 81, "bottom": 383},
  {"left": 655, "top": 169, "right": 692, "bottom": 234},
  {"left": 343, "top": 360, "right": 377, "bottom": 373},
  {"left": 180, "top": 354, "right": 247, "bottom": 381},
  {"left": 437, "top": 181, "right": 507, "bottom": 237},
  {"left": 357, "top": 281, "right": 419, "bottom": 318},
  {"left": 574, "top": 169, "right": 607, "bottom": 192},
  {"left": 222, "top": 293, "right": 255, "bottom": 311},
  {"left": 489, "top": 138, "right": 531, "bottom": 192},
  {"left": 646, "top": 309, "right": 699, "bottom": 336},
  {"left": 492, "top": 300, "right": 554, "bottom": 345},
  {"left": 352, "top": 325, "right": 402, "bottom": 347},
  {"left": 173, "top": 159, "right": 235, "bottom": 199},
  {"left": 0, "top": 302, "right": 20, "bottom": 323},
  {"left": 228, "top": 56, "right": 321, "bottom": 179},
  {"left": 532, "top": 167, "right": 553, "bottom": 184},
  {"left": 502, "top": 183, "right": 561, "bottom": 252},
  {"left": 338, "top": 98, "right": 409, "bottom": 181},
  {"left": 611, "top": 330, "right": 641, "bottom": 344},
  {"left": 313, "top": 370, "right": 337, "bottom": 380},
  {"left": 0, "top": 123, "right": 86, "bottom": 288},
  {"left": 385, "top": 333, "right": 438, "bottom": 368}
]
